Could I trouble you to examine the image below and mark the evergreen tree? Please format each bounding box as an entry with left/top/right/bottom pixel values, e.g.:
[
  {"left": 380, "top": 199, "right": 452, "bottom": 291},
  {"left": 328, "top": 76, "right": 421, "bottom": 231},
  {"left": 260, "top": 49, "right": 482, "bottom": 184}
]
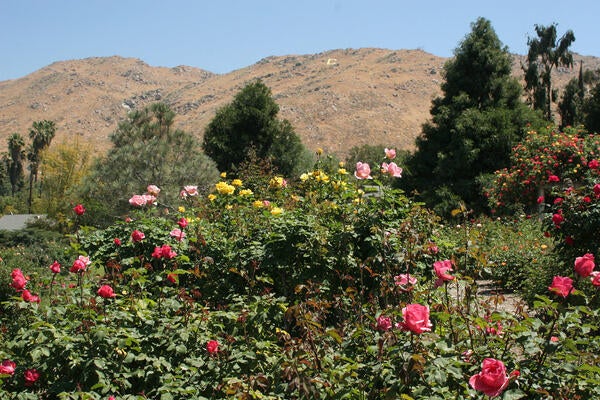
[
  {"left": 80, "top": 102, "right": 219, "bottom": 224},
  {"left": 203, "top": 80, "right": 312, "bottom": 176},
  {"left": 523, "top": 23, "right": 575, "bottom": 121},
  {"left": 404, "top": 17, "right": 543, "bottom": 216},
  {"left": 7, "top": 133, "right": 25, "bottom": 196}
]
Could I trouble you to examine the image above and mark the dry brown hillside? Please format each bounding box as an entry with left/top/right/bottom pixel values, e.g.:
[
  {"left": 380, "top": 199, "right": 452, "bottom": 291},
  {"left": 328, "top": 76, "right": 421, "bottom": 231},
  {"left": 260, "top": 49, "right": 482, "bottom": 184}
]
[{"left": 1, "top": 49, "right": 598, "bottom": 159}]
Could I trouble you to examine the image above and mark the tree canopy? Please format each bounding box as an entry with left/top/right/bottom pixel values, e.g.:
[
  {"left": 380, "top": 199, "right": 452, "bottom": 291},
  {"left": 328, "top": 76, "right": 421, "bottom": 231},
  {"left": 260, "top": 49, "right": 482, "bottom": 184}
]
[
  {"left": 202, "top": 80, "right": 312, "bottom": 177},
  {"left": 404, "top": 17, "right": 543, "bottom": 216},
  {"left": 80, "top": 102, "right": 219, "bottom": 223}
]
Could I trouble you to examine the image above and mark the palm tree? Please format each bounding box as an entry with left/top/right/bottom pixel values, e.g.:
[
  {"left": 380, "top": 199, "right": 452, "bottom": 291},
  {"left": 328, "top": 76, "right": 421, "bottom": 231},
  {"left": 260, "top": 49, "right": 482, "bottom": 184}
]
[
  {"left": 7, "top": 133, "right": 25, "bottom": 196},
  {"left": 27, "top": 120, "right": 56, "bottom": 211}
]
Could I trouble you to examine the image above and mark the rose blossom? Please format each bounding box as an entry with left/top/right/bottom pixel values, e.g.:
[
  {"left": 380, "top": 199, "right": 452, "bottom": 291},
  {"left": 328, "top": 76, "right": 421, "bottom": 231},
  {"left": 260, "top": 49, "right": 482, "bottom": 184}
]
[
  {"left": 177, "top": 217, "right": 188, "bottom": 229},
  {"left": 433, "top": 260, "right": 455, "bottom": 287},
  {"left": 206, "top": 339, "right": 219, "bottom": 355},
  {"left": 129, "top": 194, "right": 147, "bottom": 207},
  {"left": 376, "top": 315, "right": 392, "bottom": 331},
  {"left": 0, "top": 359, "right": 16, "bottom": 375},
  {"left": 594, "top": 183, "right": 600, "bottom": 198},
  {"left": 398, "top": 303, "right": 432, "bottom": 334},
  {"left": 170, "top": 228, "right": 186, "bottom": 241},
  {"left": 22, "top": 289, "right": 41, "bottom": 303},
  {"left": 131, "top": 230, "right": 145, "bottom": 242},
  {"left": 574, "top": 253, "right": 595, "bottom": 278},
  {"left": 469, "top": 358, "right": 509, "bottom": 397},
  {"left": 548, "top": 276, "right": 573, "bottom": 298},
  {"left": 97, "top": 285, "right": 116, "bottom": 298},
  {"left": 394, "top": 273, "right": 417, "bottom": 287},
  {"left": 146, "top": 185, "right": 161, "bottom": 196},
  {"left": 10, "top": 268, "right": 28, "bottom": 291},
  {"left": 49, "top": 261, "right": 61, "bottom": 274},
  {"left": 590, "top": 271, "right": 600, "bottom": 287},
  {"left": 384, "top": 148, "right": 396, "bottom": 159},
  {"left": 181, "top": 185, "right": 198, "bottom": 197},
  {"left": 24, "top": 368, "right": 40, "bottom": 386},
  {"left": 381, "top": 162, "right": 403, "bottom": 178},
  {"left": 113, "top": 238, "right": 121, "bottom": 246},
  {"left": 354, "top": 162, "right": 372, "bottom": 179},
  {"left": 152, "top": 244, "right": 177, "bottom": 259},
  {"left": 70, "top": 255, "right": 91, "bottom": 273},
  {"left": 73, "top": 204, "right": 86, "bottom": 216}
]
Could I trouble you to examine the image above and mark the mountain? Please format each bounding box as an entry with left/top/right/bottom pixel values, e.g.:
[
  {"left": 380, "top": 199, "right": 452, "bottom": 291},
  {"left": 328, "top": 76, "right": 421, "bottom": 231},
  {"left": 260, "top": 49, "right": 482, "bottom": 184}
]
[{"left": 1, "top": 49, "right": 598, "bottom": 158}]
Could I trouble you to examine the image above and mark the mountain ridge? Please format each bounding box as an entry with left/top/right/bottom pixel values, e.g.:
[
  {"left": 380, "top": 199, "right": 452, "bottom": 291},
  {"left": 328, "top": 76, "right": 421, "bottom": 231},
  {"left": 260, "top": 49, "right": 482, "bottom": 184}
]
[{"left": 1, "top": 48, "right": 598, "bottom": 158}]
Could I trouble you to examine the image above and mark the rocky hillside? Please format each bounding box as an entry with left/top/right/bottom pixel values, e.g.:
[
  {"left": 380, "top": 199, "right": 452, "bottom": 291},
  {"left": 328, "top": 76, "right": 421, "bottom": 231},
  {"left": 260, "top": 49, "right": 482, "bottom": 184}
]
[{"left": 1, "top": 49, "right": 598, "bottom": 158}]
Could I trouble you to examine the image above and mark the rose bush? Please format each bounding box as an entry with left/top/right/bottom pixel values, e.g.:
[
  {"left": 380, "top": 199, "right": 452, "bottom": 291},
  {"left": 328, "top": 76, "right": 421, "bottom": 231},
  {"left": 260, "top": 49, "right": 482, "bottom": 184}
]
[{"left": 0, "top": 153, "right": 599, "bottom": 398}]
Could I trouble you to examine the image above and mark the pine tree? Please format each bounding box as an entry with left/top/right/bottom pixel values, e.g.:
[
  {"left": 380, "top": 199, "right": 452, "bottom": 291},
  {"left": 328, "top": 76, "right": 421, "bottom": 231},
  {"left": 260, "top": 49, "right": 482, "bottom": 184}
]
[{"left": 404, "top": 18, "right": 543, "bottom": 216}]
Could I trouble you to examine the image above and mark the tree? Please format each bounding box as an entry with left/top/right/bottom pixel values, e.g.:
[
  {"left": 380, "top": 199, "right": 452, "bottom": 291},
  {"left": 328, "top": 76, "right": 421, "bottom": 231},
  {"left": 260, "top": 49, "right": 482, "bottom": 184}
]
[
  {"left": 7, "top": 133, "right": 25, "bottom": 196},
  {"left": 583, "top": 81, "right": 600, "bottom": 133},
  {"left": 403, "top": 17, "right": 543, "bottom": 217},
  {"left": 523, "top": 23, "right": 575, "bottom": 121},
  {"left": 79, "top": 102, "right": 219, "bottom": 224},
  {"left": 203, "top": 80, "right": 311, "bottom": 176},
  {"left": 26, "top": 120, "right": 56, "bottom": 212}
]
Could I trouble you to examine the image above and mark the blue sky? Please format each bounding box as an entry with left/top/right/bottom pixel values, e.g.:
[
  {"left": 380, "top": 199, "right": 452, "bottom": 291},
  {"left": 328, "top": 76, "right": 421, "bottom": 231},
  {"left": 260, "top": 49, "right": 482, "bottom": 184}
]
[{"left": 1, "top": 0, "right": 599, "bottom": 81}]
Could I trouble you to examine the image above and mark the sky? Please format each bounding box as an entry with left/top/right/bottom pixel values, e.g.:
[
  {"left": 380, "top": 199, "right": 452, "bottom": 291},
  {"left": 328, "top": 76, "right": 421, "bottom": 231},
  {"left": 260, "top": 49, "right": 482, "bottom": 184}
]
[{"left": 1, "top": 0, "right": 599, "bottom": 82}]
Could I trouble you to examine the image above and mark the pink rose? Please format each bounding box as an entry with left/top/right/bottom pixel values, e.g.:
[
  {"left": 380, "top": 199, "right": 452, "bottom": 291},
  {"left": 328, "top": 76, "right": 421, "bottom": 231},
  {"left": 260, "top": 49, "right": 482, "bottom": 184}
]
[
  {"left": 181, "top": 185, "right": 198, "bottom": 197},
  {"left": 152, "top": 244, "right": 177, "bottom": 259},
  {"left": 177, "top": 217, "right": 188, "bottom": 229},
  {"left": 22, "top": 289, "right": 41, "bottom": 303},
  {"left": 147, "top": 185, "right": 161, "bottom": 196},
  {"left": 24, "top": 368, "right": 40, "bottom": 386},
  {"left": 381, "top": 162, "right": 403, "bottom": 178},
  {"left": 433, "top": 260, "right": 455, "bottom": 287},
  {"left": 114, "top": 238, "right": 122, "bottom": 246},
  {"left": 590, "top": 271, "right": 600, "bottom": 287},
  {"left": 70, "top": 255, "right": 91, "bottom": 273},
  {"left": 0, "top": 359, "right": 16, "bottom": 375},
  {"left": 548, "top": 276, "right": 573, "bottom": 298},
  {"left": 469, "top": 358, "right": 509, "bottom": 397},
  {"left": 73, "top": 204, "right": 86, "bottom": 216},
  {"left": 170, "top": 228, "right": 186, "bottom": 241},
  {"left": 589, "top": 159, "right": 599, "bottom": 169},
  {"left": 394, "top": 274, "right": 417, "bottom": 289},
  {"left": 131, "top": 230, "right": 145, "bottom": 242},
  {"left": 594, "top": 184, "right": 600, "bottom": 198},
  {"left": 206, "top": 340, "right": 219, "bottom": 355},
  {"left": 10, "top": 268, "right": 28, "bottom": 291},
  {"left": 547, "top": 175, "right": 560, "bottom": 183},
  {"left": 50, "top": 261, "right": 61, "bottom": 274},
  {"left": 97, "top": 285, "right": 116, "bottom": 299},
  {"left": 384, "top": 148, "right": 396, "bottom": 159},
  {"left": 398, "top": 303, "right": 432, "bottom": 334},
  {"left": 574, "top": 253, "right": 595, "bottom": 278},
  {"left": 376, "top": 315, "right": 392, "bottom": 331},
  {"left": 129, "top": 194, "right": 147, "bottom": 207},
  {"left": 354, "top": 162, "right": 372, "bottom": 179}
]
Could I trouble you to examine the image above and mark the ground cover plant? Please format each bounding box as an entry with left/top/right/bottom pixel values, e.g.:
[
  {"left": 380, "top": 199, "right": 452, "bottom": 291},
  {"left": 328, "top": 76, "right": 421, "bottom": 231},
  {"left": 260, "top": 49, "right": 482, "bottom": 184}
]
[{"left": 1, "top": 150, "right": 599, "bottom": 399}]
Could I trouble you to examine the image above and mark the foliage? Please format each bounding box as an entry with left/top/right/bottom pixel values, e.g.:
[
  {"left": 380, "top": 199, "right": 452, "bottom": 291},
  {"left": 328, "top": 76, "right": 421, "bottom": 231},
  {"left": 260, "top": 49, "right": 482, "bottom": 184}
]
[
  {"left": 202, "top": 80, "right": 312, "bottom": 177},
  {"left": 404, "top": 17, "right": 543, "bottom": 217},
  {"left": 582, "top": 76, "right": 600, "bottom": 133},
  {"left": 523, "top": 23, "right": 576, "bottom": 121},
  {"left": 79, "top": 103, "right": 219, "bottom": 225},
  {"left": 27, "top": 120, "right": 57, "bottom": 213},
  {"left": 486, "top": 126, "right": 600, "bottom": 215}
]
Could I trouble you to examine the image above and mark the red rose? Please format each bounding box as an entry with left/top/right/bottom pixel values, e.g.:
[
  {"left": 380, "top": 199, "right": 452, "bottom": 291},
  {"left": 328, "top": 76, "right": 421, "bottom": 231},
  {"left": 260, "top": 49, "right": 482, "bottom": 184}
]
[
  {"left": 574, "top": 253, "right": 595, "bottom": 278},
  {"left": 50, "top": 261, "right": 61, "bottom": 274},
  {"left": 70, "top": 258, "right": 87, "bottom": 273},
  {"left": 469, "top": 358, "right": 509, "bottom": 397},
  {"left": 177, "top": 217, "right": 188, "bottom": 229},
  {"left": 131, "top": 230, "right": 145, "bottom": 242},
  {"left": 24, "top": 368, "right": 40, "bottom": 386},
  {"left": 10, "top": 268, "right": 28, "bottom": 291},
  {"left": 552, "top": 212, "right": 564, "bottom": 227},
  {"left": 22, "top": 289, "right": 41, "bottom": 303},
  {"left": 398, "top": 303, "right": 432, "bottom": 334},
  {"left": 547, "top": 175, "right": 560, "bottom": 183},
  {"left": 97, "top": 285, "right": 116, "bottom": 299},
  {"left": 73, "top": 204, "right": 86, "bottom": 216},
  {"left": 548, "top": 276, "right": 573, "bottom": 298},
  {"left": 113, "top": 238, "right": 121, "bottom": 246},
  {"left": 0, "top": 359, "right": 16, "bottom": 375},
  {"left": 206, "top": 340, "right": 219, "bottom": 355}
]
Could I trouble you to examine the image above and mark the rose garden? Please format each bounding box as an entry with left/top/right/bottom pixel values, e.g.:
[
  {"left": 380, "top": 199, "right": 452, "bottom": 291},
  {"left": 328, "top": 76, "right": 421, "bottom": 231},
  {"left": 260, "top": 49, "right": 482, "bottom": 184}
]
[{"left": 0, "top": 139, "right": 599, "bottom": 399}]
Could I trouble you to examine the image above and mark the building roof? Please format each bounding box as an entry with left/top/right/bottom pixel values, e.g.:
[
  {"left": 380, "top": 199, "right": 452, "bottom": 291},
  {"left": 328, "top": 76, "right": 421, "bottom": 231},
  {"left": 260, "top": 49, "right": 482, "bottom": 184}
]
[{"left": 0, "top": 214, "right": 46, "bottom": 231}]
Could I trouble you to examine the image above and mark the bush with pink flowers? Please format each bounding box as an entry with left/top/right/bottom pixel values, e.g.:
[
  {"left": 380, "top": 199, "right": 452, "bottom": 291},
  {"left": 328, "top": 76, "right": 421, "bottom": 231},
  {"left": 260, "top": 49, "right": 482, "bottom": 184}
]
[{"left": 0, "top": 154, "right": 599, "bottom": 398}]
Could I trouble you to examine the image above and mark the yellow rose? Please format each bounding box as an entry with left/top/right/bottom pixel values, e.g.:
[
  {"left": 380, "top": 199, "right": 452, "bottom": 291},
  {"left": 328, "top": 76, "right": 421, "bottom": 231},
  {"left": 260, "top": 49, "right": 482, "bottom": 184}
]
[
  {"left": 220, "top": 172, "right": 227, "bottom": 178},
  {"left": 239, "top": 189, "right": 253, "bottom": 196},
  {"left": 300, "top": 173, "right": 309, "bottom": 182},
  {"left": 270, "top": 207, "right": 283, "bottom": 216},
  {"left": 252, "top": 200, "right": 263, "bottom": 208},
  {"left": 208, "top": 194, "right": 217, "bottom": 201},
  {"left": 231, "top": 179, "right": 243, "bottom": 187},
  {"left": 178, "top": 206, "right": 186, "bottom": 213},
  {"left": 215, "top": 181, "right": 235, "bottom": 195}
]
